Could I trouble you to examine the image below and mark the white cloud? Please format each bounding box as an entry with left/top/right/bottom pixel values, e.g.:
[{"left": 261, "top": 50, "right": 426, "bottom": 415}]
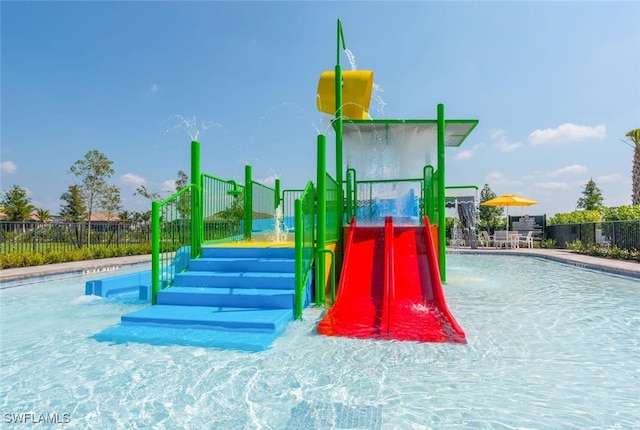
[
  {"left": 595, "top": 173, "right": 623, "bottom": 184},
  {"left": 547, "top": 164, "right": 588, "bottom": 177},
  {"left": 452, "top": 150, "right": 473, "bottom": 160},
  {"left": 161, "top": 180, "right": 175, "bottom": 193},
  {"left": 257, "top": 175, "right": 278, "bottom": 187},
  {"left": 491, "top": 131, "right": 522, "bottom": 152},
  {"left": 534, "top": 181, "right": 570, "bottom": 190},
  {"left": 485, "top": 171, "right": 523, "bottom": 186},
  {"left": 490, "top": 129, "right": 506, "bottom": 140},
  {"left": 451, "top": 143, "right": 481, "bottom": 160},
  {"left": 0, "top": 161, "right": 17, "bottom": 175},
  {"left": 528, "top": 123, "right": 606, "bottom": 145},
  {"left": 121, "top": 173, "right": 147, "bottom": 187}
]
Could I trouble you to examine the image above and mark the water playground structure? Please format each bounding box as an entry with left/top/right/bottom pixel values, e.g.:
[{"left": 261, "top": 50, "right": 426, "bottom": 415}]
[{"left": 88, "top": 20, "right": 478, "bottom": 351}]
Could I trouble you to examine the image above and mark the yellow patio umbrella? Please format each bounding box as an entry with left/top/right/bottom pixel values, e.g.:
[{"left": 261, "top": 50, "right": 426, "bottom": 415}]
[{"left": 480, "top": 194, "right": 538, "bottom": 232}]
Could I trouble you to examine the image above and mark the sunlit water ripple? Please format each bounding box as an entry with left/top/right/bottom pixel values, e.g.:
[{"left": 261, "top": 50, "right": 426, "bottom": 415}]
[{"left": 1, "top": 255, "right": 639, "bottom": 429}]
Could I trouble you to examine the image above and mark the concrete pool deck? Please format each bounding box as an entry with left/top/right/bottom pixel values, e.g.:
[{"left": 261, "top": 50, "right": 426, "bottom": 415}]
[{"left": 1, "top": 247, "right": 639, "bottom": 286}]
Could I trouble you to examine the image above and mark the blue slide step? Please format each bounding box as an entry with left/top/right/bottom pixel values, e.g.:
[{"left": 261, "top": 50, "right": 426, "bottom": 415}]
[
  {"left": 189, "top": 257, "right": 295, "bottom": 273},
  {"left": 121, "top": 305, "right": 292, "bottom": 331},
  {"left": 93, "top": 324, "right": 283, "bottom": 351},
  {"left": 173, "top": 271, "right": 295, "bottom": 289},
  {"left": 157, "top": 286, "right": 294, "bottom": 309}
]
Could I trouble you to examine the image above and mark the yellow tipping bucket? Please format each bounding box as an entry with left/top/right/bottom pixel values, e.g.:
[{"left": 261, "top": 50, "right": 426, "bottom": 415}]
[{"left": 316, "top": 70, "right": 374, "bottom": 120}]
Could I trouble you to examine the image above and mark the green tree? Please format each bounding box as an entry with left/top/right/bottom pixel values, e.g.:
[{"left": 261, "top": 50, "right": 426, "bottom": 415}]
[
  {"left": 547, "top": 210, "right": 602, "bottom": 225},
  {"left": 175, "top": 170, "right": 189, "bottom": 190},
  {"left": 623, "top": 128, "right": 640, "bottom": 205},
  {"left": 60, "top": 184, "right": 88, "bottom": 222},
  {"left": 100, "top": 185, "right": 122, "bottom": 220},
  {"left": 478, "top": 184, "right": 503, "bottom": 232},
  {"left": 576, "top": 178, "right": 604, "bottom": 212},
  {"left": 134, "top": 184, "right": 162, "bottom": 201},
  {"left": 1, "top": 185, "right": 35, "bottom": 221},
  {"left": 35, "top": 208, "right": 51, "bottom": 222},
  {"left": 217, "top": 195, "right": 244, "bottom": 221},
  {"left": 118, "top": 210, "right": 131, "bottom": 222},
  {"left": 175, "top": 170, "right": 191, "bottom": 220},
  {"left": 603, "top": 205, "right": 640, "bottom": 221},
  {"left": 68, "top": 150, "right": 120, "bottom": 245}
]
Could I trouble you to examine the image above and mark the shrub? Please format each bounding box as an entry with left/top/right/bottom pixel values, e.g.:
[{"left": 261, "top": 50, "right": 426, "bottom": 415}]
[
  {"left": 0, "top": 244, "right": 152, "bottom": 269},
  {"left": 539, "top": 239, "right": 556, "bottom": 249}
]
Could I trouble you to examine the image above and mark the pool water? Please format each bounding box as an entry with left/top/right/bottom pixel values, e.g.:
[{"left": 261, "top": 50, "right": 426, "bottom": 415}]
[{"left": 1, "top": 255, "right": 639, "bottom": 429}]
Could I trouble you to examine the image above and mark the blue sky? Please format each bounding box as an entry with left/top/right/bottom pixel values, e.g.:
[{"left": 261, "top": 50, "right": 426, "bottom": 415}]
[{"left": 2, "top": 1, "right": 639, "bottom": 217}]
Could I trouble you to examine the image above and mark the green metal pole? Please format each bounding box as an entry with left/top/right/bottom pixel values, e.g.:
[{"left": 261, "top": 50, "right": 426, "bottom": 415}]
[
  {"left": 316, "top": 134, "right": 327, "bottom": 305},
  {"left": 244, "top": 165, "right": 252, "bottom": 240},
  {"left": 294, "top": 199, "right": 303, "bottom": 319},
  {"left": 274, "top": 178, "right": 281, "bottom": 209},
  {"left": 346, "top": 168, "right": 353, "bottom": 220},
  {"left": 151, "top": 201, "right": 160, "bottom": 305},
  {"left": 335, "top": 19, "right": 345, "bottom": 237},
  {"left": 423, "top": 165, "right": 434, "bottom": 221},
  {"left": 437, "top": 104, "right": 446, "bottom": 283},
  {"left": 190, "top": 141, "right": 201, "bottom": 259}
]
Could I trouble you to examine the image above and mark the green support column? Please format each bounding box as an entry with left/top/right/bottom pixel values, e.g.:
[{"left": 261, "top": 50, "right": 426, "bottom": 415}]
[
  {"left": 316, "top": 134, "right": 327, "bottom": 305},
  {"left": 294, "top": 198, "right": 303, "bottom": 319},
  {"left": 335, "top": 19, "right": 345, "bottom": 236},
  {"left": 151, "top": 200, "right": 160, "bottom": 305},
  {"left": 274, "top": 178, "right": 281, "bottom": 209},
  {"left": 437, "top": 103, "right": 446, "bottom": 283},
  {"left": 244, "top": 165, "right": 252, "bottom": 240},
  {"left": 190, "top": 140, "right": 201, "bottom": 259}
]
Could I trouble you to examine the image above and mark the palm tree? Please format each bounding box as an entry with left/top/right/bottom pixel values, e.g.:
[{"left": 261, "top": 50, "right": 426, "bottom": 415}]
[
  {"left": 118, "top": 210, "right": 131, "bottom": 222},
  {"left": 625, "top": 128, "right": 640, "bottom": 205},
  {"left": 35, "top": 208, "right": 52, "bottom": 222}
]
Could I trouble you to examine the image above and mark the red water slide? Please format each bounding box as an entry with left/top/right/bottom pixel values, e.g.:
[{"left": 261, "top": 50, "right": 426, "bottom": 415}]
[{"left": 317, "top": 216, "right": 466, "bottom": 344}]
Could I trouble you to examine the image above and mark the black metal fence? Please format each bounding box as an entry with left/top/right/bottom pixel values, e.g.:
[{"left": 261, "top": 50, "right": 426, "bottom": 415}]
[
  {"left": 546, "top": 220, "right": 640, "bottom": 250},
  {"left": 0, "top": 221, "right": 151, "bottom": 254}
]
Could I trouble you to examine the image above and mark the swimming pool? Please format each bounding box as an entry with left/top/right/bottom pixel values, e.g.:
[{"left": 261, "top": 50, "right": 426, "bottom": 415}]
[{"left": 1, "top": 254, "right": 638, "bottom": 429}]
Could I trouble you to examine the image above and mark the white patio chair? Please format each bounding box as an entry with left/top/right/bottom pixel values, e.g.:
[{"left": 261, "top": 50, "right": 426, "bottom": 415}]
[
  {"left": 519, "top": 231, "right": 534, "bottom": 248},
  {"left": 493, "top": 231, "right": 509, "bottom": 248},
  {"left": 479, "top": 230, "right": 491, "bottom": 247}
]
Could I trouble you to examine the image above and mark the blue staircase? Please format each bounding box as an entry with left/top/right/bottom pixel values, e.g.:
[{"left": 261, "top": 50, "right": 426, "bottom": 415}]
[{"left": 94, "top": 246, "right": 305, "bottom": 352}]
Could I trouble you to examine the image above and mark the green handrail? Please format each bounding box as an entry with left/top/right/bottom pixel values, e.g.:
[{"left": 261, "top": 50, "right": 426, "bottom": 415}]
[
  {"left": 293, "top": 180, "right": 315, "bottom": 319},
  {"left": 151, "top": 183, "right": 199, "bottom": 305}
]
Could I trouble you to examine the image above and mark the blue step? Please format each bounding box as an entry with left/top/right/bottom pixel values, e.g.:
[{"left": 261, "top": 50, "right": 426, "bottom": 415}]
[
  {"left": 157, "top": 286, "right": 294, "bottom": 309},
  {"left": 93, "top": 323, "right": 282, "bottom": 352},
  {"left": 121, "top": 305, "right": 292, "bottom": 331},
  {"left": 202, "top": 246, "right": 294, "bottom": 259},
  {"left": 189, "top": 257, "right": 295, "bottom": 273},
  {"left": 94, "top": 244, "right": 303, "bottom": 351},
  {"left": 173, "top": 271, "right": 295, "bottom": 289}
]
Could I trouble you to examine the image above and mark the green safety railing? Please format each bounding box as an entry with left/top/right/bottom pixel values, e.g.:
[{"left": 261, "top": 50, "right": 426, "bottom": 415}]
[
  {"left": 242, "top": 165, "right": 279, "bottom": 238},
  {"left": 150, "top": 141, "right": 285, "bottom": 305},
  {"left": 294, "top": 180, "right": 316, "bottom": 319},
  {"left": 201, "top": 174, "right": 245, "bottom": 244},
  {"left": 282, "top": 189, "right": 303, "bottom": 222},
  {"left": 325, "top": 172, "right": 340, "bottom": 242},
  {"left": 422, "top": 165, "right": 435, "bottom": 221},
  {"left": 151, "top": 184, "right": 197, "bottom": 304},
  {"left": 252, "top": 180, "right": 277, "bottom": 227},
  {"left": 344, "top": 175, "right": 426, "bottom": 224}
]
